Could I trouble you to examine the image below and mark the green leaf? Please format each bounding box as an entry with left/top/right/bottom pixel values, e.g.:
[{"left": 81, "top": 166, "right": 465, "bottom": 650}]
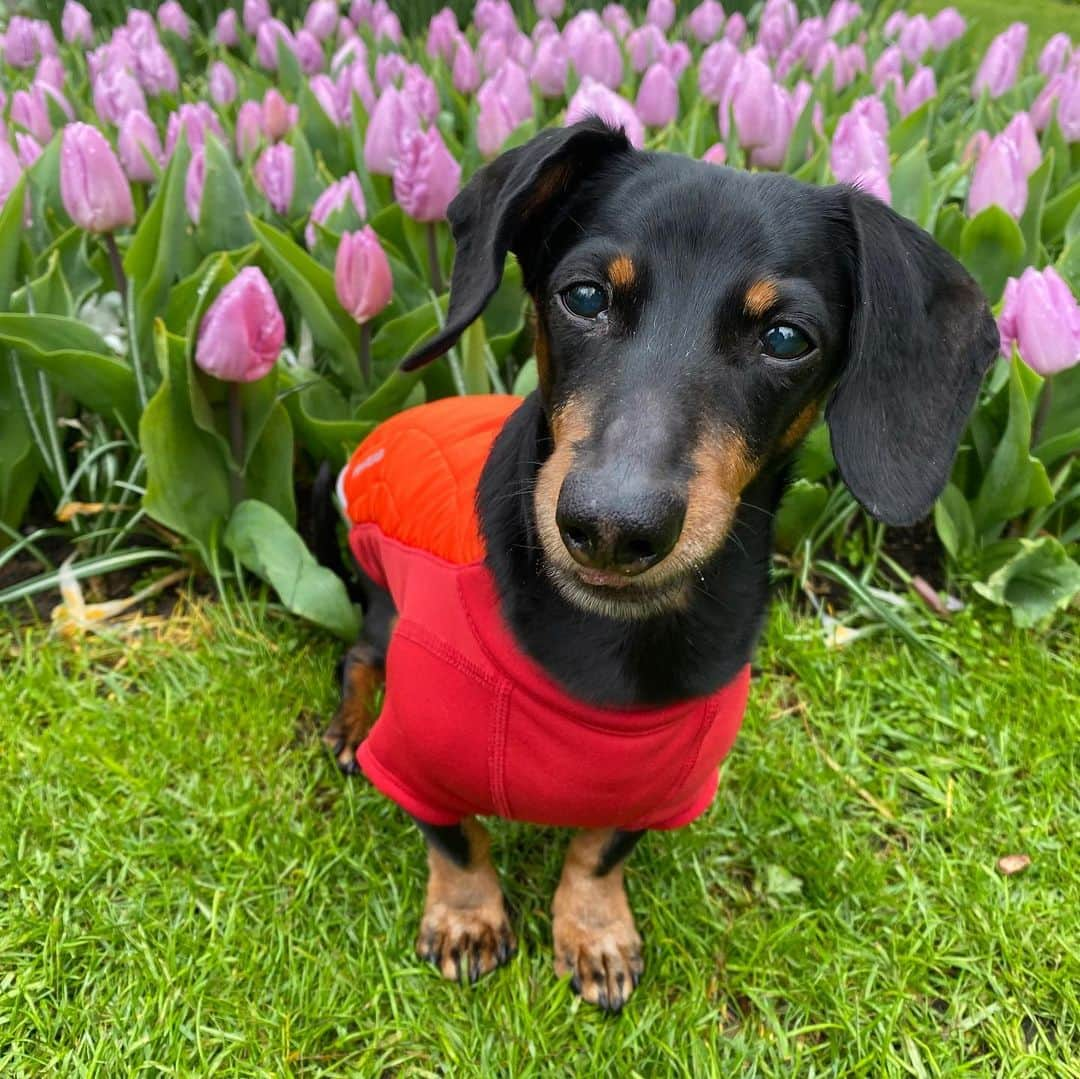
[
  {"left": 0, "top": 313, "right": 139, "bottom": 430},
  {"left": 888, "top": 99, "right": 933, "bottom": 158},
  {"left": 224, "top": 499, "right": 360, "bottom": 640},
  {"left": 286, "top": 127, "right": 322, "bottom": 219},
  {"left": 512, "top": 358, "right": 538, "bottom": 396},
  {"left": 933, "top": 483, "right": 976, "bottom": 564},
  {"left": 775, "top": 479, "right": 830, "bottom": 552},
  {"left": 0, "top": 356, "right": 39, "bottom": 532},
  {"left": 794, "top": 422, "right": 836, "bottom": 483},
  {"left": 248, "top": 215, "right": 363, "bottom": 390},
  {"left": 1042, "top": 178, "right": 1080, "bottom": 246},
  {"left": 0, "top": 174, "right": 27, "bottom": 304},
  {"left": 972, "top": 537, "right": 1080, "bottom": 627},
  {"left": 781, "top": 99, "right": 815, "bottom": 174},
  {"left": 959, "top": 205, "right": 1026, "bottom": 303},
  {"left": 370, "top": 294, "right": 448, "bottom": 377},
  {"left": 971, "top": 358, "right": 1053, "bottom": 538},
  {"left": 890, "top": 140, "right": 933, "bottom": 228},
  {"left": 1017, "top": 152, "right": 1054, "bottom": 264},
  {"left": 482, "top": 256, "right": 526, "bottom": 361},
  {"left": 353, "top": 368, "right": 425, "bottom": 424},
  {"left": 933, "top": 202, "right": 965, "bottom": 258},
  {"left": 243, "top": 401, "right": 297, "bottom": 526},
  {"left": 10, "top": 249, "right": 73, "bottom": 316},
  {"left": 299, "top": 81, "right": 346, "bottom": 175},
  {"left": 196, "top": 134, "right": 254, "bottom": 253},
  {"left": 279, "top": 365, "right": 375, "bottom": 465}
]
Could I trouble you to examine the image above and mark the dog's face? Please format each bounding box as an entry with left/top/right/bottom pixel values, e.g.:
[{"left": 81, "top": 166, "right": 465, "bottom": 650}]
[{"left": 404, "top": 120, "right": 998, "bottom": 619}]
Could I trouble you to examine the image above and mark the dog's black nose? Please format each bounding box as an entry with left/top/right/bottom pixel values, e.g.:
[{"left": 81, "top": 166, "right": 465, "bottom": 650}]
[{"left": 556, "top": 474, "right": 685, "bottom": 577}]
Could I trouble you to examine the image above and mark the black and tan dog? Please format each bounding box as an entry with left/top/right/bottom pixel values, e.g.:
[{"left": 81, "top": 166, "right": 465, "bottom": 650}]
[{"left": 318, "top": 118, "right": 998, "bottom": 1012}]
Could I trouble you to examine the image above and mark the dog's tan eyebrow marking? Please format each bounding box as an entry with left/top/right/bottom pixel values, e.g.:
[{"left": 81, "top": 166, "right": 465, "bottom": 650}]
[
  {"left": 608, "top": 255, "right": 635, "bottom": 291},
  {"left": 779, "top": 401, "right": 820, "bottom": 452},
  {"left": 744, "top": 279, "right": 779, "bottom": 318}
]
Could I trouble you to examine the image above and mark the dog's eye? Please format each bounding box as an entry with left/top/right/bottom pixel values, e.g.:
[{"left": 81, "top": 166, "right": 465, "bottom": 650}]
[
  {"left": 562, "top": 283, "right": 608, "bottom": 319},
  {"left": 762, "top": 324, "right": 813, "bottom": 360}
]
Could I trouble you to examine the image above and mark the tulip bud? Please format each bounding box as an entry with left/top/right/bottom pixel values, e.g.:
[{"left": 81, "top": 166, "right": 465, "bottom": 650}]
[
  {"left": 37, "top": 56, "right": 66, "bottom": 91},
  {"left": 0, "top": 141, "right": 24, "bottom": 211},
  {"left": 92, "top": 66, "right": 148, "bottom": 127},
  {"left": 295, "top": 29, "right": 325, "bottom": 75},
  {"left": 489, "top": 60, "right": 533, "bottom": 125},
  {"left": 137, "top": 43, "right": 180, "bottom": 97},
  {"left": 476, "top": 83, "right": 517, "bottom": 157},
  {"left": 236, "top": 101, "right": 264, "bottom": 158},
  {"left": 427, "top": 8, "right": 460, "bottom": 60},
  {"left": 826, "top": 0, "right": 862, "bottom": 36},
  {"left": 531, "top": 35, "right": 568, "bottom": 97},
  {"left": 196, "top": 268, "right": 286, "bottom": 383},
  {"left": 663, "top": 41, "right": 692, "bottom": 80},
  {"left": 831, "top": 108, "right": 891, "bottom": 203},
  {"left": 700, "top": 41, "right": 741, "bottom": 104},
  {"left": 452, "top": 37, "right": 481, "bottom": 94},
  {"left": 702, "top": 142, "right": 727, "bottom": 165},
  {"left": 60, "top": 122, "right": 135, "bottom": 233},
  {"left": 209, "top": 62, "right": 238, "bottom": 107},
  {"left": 403, "top": 64, "right": 441, "bottom": 124},
  {"left": 254, "top": 142, "right": 296, "bottom": 215},
  {"left": 185, "top": 147, "right": 205, "bottom": 224},
  {"left": 899, "top": 14, "right": 931, "bottom": 62},
  {"left": 570, "top": 26, "right": 623, "bottom": 89},
  {"left": 309, "top": 74, "right": 342, "bottom": 125},
  {"left": 244, "top": 0, "right": 271, "bottom": 36},
  {"left": 306, "top": 0, "right": 339, "bottom": 41},
  {"left": 166, "top": 102, "right": 225, "bottom": 159},
  {"left": 1003, "top": 112, "right": 1042, "bottom": 177},
  {"left": 636, "top": 63, "right": 678, "bottom": 128},
  {"left": 646, "top": 0, "right": 675, "bottom": 31},
  {"left": 11, "top": 88, "right": 52, "bottom": 146},
  {"left": 688, "top": 1, "right": 725, "bottom": 44},
  {"left": 872, "top": 46, "right": 903, "bottom": 92},
  {"left": 603, "top": 4, "right": 632, "bottom": 38},
  {"left": 335, "top": 227, "right": 393, "bottom": 325},
  {"left": 536, "top": 0, "right": 564, "bottom": 17},
  {"left": 262, "top": 88, "right": 299, "bottom": 141},
  {"left": 929, "top": 8, "right": 965, "bottom": 50},
  {"left": 1039, "top": 34, "right": 1071, "bottom": 78},
  {"left": 5, "top": 17, "right": 40, "bottom": 68},
  {"left": 998, "top": 267, "right": 1080, "bottom": 375},
  {"left": 15, "top": 133, "right": 43, "bottom": 169},
  {"left": 973, "top": 23, "right": 1028, "bottom": 99},
  {"left": 363, "top": 87, "right": 420, "bottom": 175},
  {"left": 62, "top": 1, "right": 94, "bottom": 47},
  {"left": 968, "top": 134, "right": 1027, "bottom": 219},
  {"left": 375, "top": 11, "right": 403, "bottom": 45},
  {"left": 306, "top": 173, "right": 366, "bottom": 249},
  {"left": 118, "top": 110, "right": 163, "bottom": 183},
  {"left": 627, "top": 25, "right": 666, "bottom": 73},
  {"left": 725, "top": 13, "right": 747, "bottom": 44},
  {"left": 393, "top": 128, "right": 461, "bottom": 222},
  {"left": 898, "top": 66, "right": 937, "bottom": 117},
  {"left": 215, "top": 9, "right": 239, "bottom": 47},
  {"left": 256, "top": 19, "right": 296, "bottom": 71},
  {"left": 158, "top": 2, "right": 190, "bottom": 41},
  {"left": 565, "top": 78, "right": 645, "bottom": 149}
]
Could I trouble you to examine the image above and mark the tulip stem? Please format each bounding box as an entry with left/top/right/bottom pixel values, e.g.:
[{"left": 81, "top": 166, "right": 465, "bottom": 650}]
[
  {"left": 1031, "top": 377, "right": 1053, "bottom": 451},
  {"left": 359, "top": 322, "right": 372, "bottom": 386},
  {"left": 425, "top": 222, "right": 444, "bottom": 294},
  {"left": 228, "top": 381, "right": 245, "bottom": 507},
  {"left": 104, "top": 232, "right": 127, "bottom": 302}
]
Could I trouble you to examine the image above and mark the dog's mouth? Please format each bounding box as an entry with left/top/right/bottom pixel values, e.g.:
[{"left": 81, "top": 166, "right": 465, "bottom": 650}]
[{"left": 545, "top": 557, "right": 693, "bottom": 620}]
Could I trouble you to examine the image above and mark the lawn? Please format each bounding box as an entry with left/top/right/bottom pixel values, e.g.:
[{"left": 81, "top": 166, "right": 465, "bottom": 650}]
[{"left": 2, "top": 598, "right": 1077, "bottom": 1075}]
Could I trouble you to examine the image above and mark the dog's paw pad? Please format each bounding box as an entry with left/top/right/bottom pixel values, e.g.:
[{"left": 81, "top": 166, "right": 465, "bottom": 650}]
[
  {"left": 416, "top": 907, "right": 517, "bottom": 984},
  {"left": 554, "top": 919, "right": 643, "bottom": 1013}
]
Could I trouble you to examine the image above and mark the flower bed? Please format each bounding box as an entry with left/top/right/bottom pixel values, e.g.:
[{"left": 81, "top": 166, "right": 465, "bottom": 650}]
[{"left": 1, "top": 0, "right": 1078, "bottom": 633}]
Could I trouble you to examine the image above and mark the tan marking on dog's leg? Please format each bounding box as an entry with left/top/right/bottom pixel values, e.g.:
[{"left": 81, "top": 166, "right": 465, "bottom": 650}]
[
  {"left": 779, "top": 401, "right": 820, "bottom": 452},
  {"left": 744, "top": 279, "right": 779, "bottom": 318},
  {"left": 608, "top": 254, "right": 635, "bottom": 291},
  {"left": 322, "top": 641, "right": 386, "bottom": 774},
  {"left": 416, "top": 818, "right": 516, "bottom": 984},
  {"left": 552, "top": 829, "right": 644, "bottom": 1013}
]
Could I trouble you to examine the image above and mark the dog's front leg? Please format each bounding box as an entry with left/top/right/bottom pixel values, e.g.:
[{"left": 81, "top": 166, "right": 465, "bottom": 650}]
[
  {"left": 414, "top": 817, "right": 517, "bottom": 984},
  {"left": 552, "top": 828, "right": 645, "bottom": 1013}
]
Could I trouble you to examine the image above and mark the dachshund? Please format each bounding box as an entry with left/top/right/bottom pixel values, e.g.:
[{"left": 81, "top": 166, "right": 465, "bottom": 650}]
[{"left": 315, "top": 118, "right": 998, "bottom": 1013}]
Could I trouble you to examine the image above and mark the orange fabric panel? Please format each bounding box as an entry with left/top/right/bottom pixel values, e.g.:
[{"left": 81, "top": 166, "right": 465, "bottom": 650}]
[{"left": 341, "top": 395, "right": 523, "bottom": 565}]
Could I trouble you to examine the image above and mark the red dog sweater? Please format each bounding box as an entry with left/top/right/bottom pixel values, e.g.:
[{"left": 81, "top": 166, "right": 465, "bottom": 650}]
[{"left": 339, "top": 395, "right": 750, "bottom": 831}]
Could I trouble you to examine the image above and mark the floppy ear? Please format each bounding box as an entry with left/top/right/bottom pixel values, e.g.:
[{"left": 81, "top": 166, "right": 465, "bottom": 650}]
[
  {"left": 400, "top": 118, "right": 631, "bottom": 371},
  {"left": 825, "top": 189, "right": 999, "bottom": 526}
]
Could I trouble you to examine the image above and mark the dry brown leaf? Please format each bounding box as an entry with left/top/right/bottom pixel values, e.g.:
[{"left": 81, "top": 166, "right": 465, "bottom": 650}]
[{"left": 996, "top": 854, "right": 1031, "bottom": 876}]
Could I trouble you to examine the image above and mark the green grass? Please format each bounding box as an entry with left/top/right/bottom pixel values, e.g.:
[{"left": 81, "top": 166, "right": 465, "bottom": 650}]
[
  {"left": 909, "top": 0, "right": 1080, "bottom": 52},
  {"left": 1, "top": 598, "right": 1078, "bottom": 1075}
]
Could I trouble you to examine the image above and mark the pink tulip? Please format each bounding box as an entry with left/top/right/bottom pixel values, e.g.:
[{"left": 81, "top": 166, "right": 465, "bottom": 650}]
[
  {"left": 973, "top": 23, "right": 1028, "bottom": 99},
  {"left": 209, "top": 62, "right": 238, "bottom": 107},
  {"left": 510, "top": 30, "right": 534, "bottom": 68},
  {"left": 759, "top": 11, "right": 790, "bottom": 59},
  {"left": 531, "top": 35, "right": 568, "bottom": 97},
  {"left": 929, "top": 8, "right": 965, "bottom": 50},
  {"left": 306, "top": 173, "right": 366, "bottom": 249},
  {"left": 725, "top": 13, "right": 746, "bottom": 44},
  {"left": 294, "top": 29, "right": 325, "bottom": 74},
  {"left": 185, "top": 147, "right": 205, "bottom": 224},
  {"left": 13, "top": 134, "right": 39, "bottom": 170},
  {"left": 60, "top": 123, "right": 135, "bottom": 233},
  {"left": 157, "top": 1, "right": 190, "bottom": 41},
  {"left": 872, "top": 46, "right": 903, "bottom": 92},
  {"left": 427, "top": 7, "right": 460, "bottom": 60},
  {"left": 309, "top": 75, "right": 342, "bottom": 124},
  {"left": 262, "top": 89, "right": 299, "bottom": 141},
  {"left": 850, "top": 95, "right": 888, "bottom": 138},
  {"left": 306, "top": 0, "right": 339, "bottom": 40},
  {"left": 1003, "top": 113, "right": 1042, "bottom": 177},
  {"left": 825, "top": 0, "right": 862, "bottom": 36},
  {"left": 349, "top": 0, "right": 374, "bottom": 26},
  {"left": 337, "top": 58, "right": 376, "bottom": 117},
  {"left": 4, "top": 17, "right": 40, "bottom": 67},
  {"left": 118, "top": 110, "right": 163, "bottom": 182},
  {"left": 883, "top": 12, "right": 907, "bottom": 39},
  {"left": 536, "top": 0, "right": 564, "bottom": 17},
  {"left": 899, "top": 14, "right": 931, "bottom": 62},
  {"left": 662, "top": 41, "right": 692, "bottom": 80},
  {"left": 533, "top": 18, "right": 558, "bottom": 43},
  {"left": 786, "top": 17, "right": 827, "bottom": 68},
  {"left": 244, "top": 0, "right": 271, "bottom": 35},
  {"left": 33, "top": 20, "right": 58, "bottom": 57},
  {"left": 375, "top": 52, "right": 408, "bottom": 91},
  {"left": 603, "top": 4, "right": 633, "bottom": 39},
  {"left": 254, "top": 142, "right": 295, "bottom": 215},
  {"left": 0, "top": 140, "right": 23, "bottom": 206},
  {"left": 565, "top": 78, "right": 645, "bottom": 149},
  {"left": 215, "top": 9, "right": 239, "bottom": 46},
  {"left": 564, "top": 10, "right": 602, "bottom": 52},
  {"left": 364, "top": 87, "right": 420, "bottom": 175},
  {"left": 570, "top": 25, "right": 623, "bottom": 88},
  {"left": 699, "top": 41, "right": 740, "bottom": 104},
  {"left": 702, "top": 142, "right": 727, "bottom": 165},
  {"left": 627, "top": 25, "right": 666, "bottom": 73},
  {"left": 898, "top": 66, "right": 937, "bottom": 116},
  {"left": 236, "top": 101, "right": 264, "bottom": 158},
  {"left": 646, "top": 0, "right": 675, "bottom": 31},
  {"left": 452, "top": 37, "right": 481, "bottom": 93},
  {"left": 11, "top": 89, "right": 52, "bottom": 146},
  {"left": 474, "top": 0, "right": 516, "bottom": 36},
  {"left": 477, "top": 31, "right": 509, "bottom": 76},
  {"left": 166, "top": 103, "right": 225, "bottom": 158},
  {"left": 332, "top": 32, "right": 366, "bottom": 73},
  {"left": 831, "top": 108, "right": 891, "bottom": 204},
  {"left": 1058, "top": 71, "right": 1080, "bottom": 140},
  {"left": 62, "top": 2, "right": 94, "bottom": 47},
  {"left": 394, "top": 128, "right": 461, "bottom": 222},
  {"left": 92, "top": 67, "right": 148, "bottom": 126},
  {"left": 375, "top": 10, "right": 402, "bottom": 44},
  {"left": 403, "top": 65, "right": 441, "bottom": 124},
  {"left": 256, "top": 19, "right": 296, "bottom": 71},
  {"left": 636, "top": 63, "right": 679, "bottom": 128},
  {"left": 962, "top": 130, "right": 990, "bottom": 165},
  {"left": 477, "top": 83, "right": 517, "bottom": 157},
  {"left": 335, "top": 227, "right": 393, "bottom": 324},
  {"left": 196, "top": 268, "right": 285, "bottom": 383},
  {"left": 998, "top": 267, "right": 1080, "bottom": 374},
  {"left": 137, "top": 43, "right": 180, "bottom": 96},
  {"left": 968, "top": 134, "right": 1027, "bottom": 219},
  {"left": 688, "top": 1, "right": 725, "bottom": 43},
  {"left": 1039, "top": 33, "right": 1072, "bottom": 78},
  {"left": 489, "top": 60, "right": 533, "bottom": 125},
  {"left": 127, "top": 10, "right": 158, "bottom": 48}
]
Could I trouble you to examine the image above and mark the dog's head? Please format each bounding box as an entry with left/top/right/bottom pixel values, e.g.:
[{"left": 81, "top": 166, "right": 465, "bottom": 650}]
[{"left": 403, "top": 119, "right": 998, "bottom": 618}]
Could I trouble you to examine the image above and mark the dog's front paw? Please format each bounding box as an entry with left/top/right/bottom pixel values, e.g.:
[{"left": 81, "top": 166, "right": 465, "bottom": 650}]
[
  {"left": 553, "top": 907, "right": 643, "bottom": 1014},
  {"left": 416, "top": 904, "right": 517, "bottom": 984}
]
